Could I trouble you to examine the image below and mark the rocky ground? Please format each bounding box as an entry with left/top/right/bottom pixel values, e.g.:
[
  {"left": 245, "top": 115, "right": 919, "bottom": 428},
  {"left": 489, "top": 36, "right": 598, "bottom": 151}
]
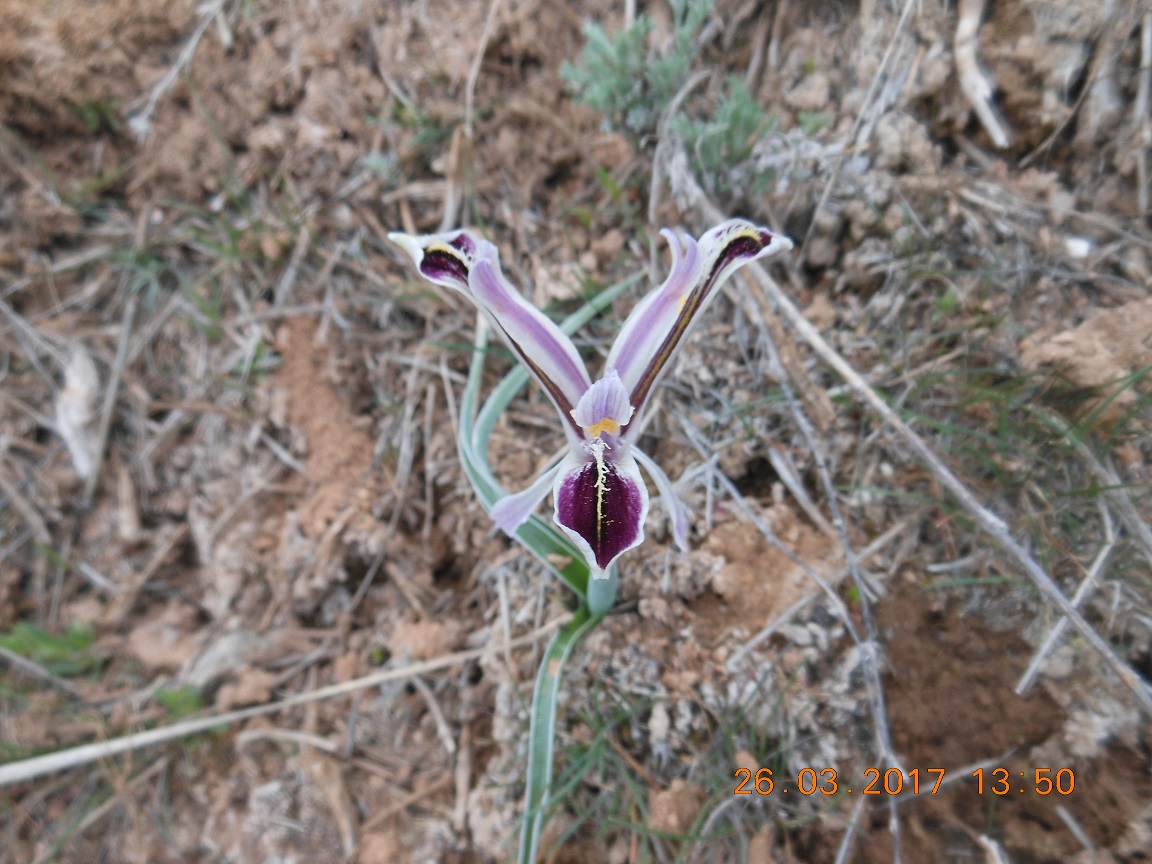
[{"left": 1, "top": 0, "right": 1150, "bottom": 862}]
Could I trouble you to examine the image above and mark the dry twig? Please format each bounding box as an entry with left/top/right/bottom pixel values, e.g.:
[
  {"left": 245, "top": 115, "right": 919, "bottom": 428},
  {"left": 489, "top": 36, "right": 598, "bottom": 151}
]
[
  {"left": 955, "top": 0, "right": 1011, "bottom": 149},
  {"left": 0, "top": 614, "right": 571, "bottom": 787},
  {"left": 127, "top": 0, "right": 225, "bottom": 140},
  {"left": 800, "top": 0, "right": 918, "bottom": 256},
  {"left": 1017, "top": 502, "right": 1116, "bottom": 694}
]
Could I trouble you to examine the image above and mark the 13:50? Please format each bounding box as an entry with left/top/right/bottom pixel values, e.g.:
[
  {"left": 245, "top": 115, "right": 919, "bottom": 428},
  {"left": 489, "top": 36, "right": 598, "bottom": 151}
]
[{"left": 972, "top": 767, "right": 1075, "bottom": 795}]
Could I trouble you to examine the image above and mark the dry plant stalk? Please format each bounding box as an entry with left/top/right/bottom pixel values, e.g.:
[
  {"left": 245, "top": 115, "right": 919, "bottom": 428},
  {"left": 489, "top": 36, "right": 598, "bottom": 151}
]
[
  {"left": 747, "top": 258, "right": 1151, "bottom": 710},
  {"left": 955, "top": 0, "right": 1011, "bottom": 148}
]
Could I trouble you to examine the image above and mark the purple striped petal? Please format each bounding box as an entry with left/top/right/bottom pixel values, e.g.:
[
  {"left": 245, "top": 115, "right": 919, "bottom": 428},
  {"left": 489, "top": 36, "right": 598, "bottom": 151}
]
[
  {"left": 469, "top": 243, "right": 591, "bottom": 434},
  {"left": 388, "top": 229, "right": 479, "bottom": 292},
  {"left": 553, "top": 445, "right": 649, "bottom": 578},
  {"left": 607, "top": 220, "right": 793, "bottom": 424},
  {"left": 390, "top": 231, "right": 592, "bottom": 439}
]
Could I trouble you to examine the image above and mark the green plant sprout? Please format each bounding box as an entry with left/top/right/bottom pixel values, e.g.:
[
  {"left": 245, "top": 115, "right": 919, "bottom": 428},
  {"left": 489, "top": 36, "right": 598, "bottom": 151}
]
[
  {"left": 675, "top": 76, "right": 777, "bottom": 196},
  {"left": 563, "top": 0, "right": 712, "bottom": 138},
  {"left": 391, "top": 219, "right": 792, "bottom": 860},
  {"left": 0, "top": 622, "right": 102, "bottom": 678}
]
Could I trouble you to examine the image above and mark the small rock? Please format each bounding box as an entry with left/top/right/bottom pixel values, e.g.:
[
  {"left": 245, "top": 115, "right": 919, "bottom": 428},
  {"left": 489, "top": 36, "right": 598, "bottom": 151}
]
[{"left": 785, "top": 71, "right": 830, "bottom": 111}]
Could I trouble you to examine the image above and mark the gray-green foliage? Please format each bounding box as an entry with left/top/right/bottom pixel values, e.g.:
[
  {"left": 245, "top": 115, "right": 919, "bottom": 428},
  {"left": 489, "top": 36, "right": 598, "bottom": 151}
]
[
  {"left": 562, "top": 0, "right": 712, "bottom": 138},
  {"left": 675, "top": 76, "right": 777, "bottom": 195},
  {"left": 565, "top": 1, "right": 781, "bottom": 201}
]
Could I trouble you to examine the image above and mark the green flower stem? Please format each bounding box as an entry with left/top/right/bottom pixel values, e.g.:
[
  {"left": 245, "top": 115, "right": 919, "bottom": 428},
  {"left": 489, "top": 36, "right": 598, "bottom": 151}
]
[{"left": 585, "top": 566, "right": 618, "bottom": 616}]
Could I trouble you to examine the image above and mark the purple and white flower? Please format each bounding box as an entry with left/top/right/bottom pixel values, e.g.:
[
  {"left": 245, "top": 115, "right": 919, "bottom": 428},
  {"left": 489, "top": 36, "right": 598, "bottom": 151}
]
[{"left": 389, "top": 220, "right": 793, "bottom": 579}]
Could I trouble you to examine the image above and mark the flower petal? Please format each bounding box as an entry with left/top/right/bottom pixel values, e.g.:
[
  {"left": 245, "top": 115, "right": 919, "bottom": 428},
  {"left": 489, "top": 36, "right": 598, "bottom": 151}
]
[
  {"left": 607, "top": 220, "right": 793, "bottom": 421},
  {"left": 633, "top": 447, "right": 689, "bottom": 553},
  {"left": 469, "top": 243, "right": 592, "bottom": 433},
  {"left": 571, "top": 369, "right": 634, "bottom": 439},
  {"left": 489, "top": 461, "right": 563, "bottom": 535},
  {"left": 387, "top": 229, "right": 479, "bottom": 293},
  {"left": 390, "top": 230, "right": 592, "bottom": 439},
  {"left": 553, "top": 446, "right": 649, "bottom": 579}
]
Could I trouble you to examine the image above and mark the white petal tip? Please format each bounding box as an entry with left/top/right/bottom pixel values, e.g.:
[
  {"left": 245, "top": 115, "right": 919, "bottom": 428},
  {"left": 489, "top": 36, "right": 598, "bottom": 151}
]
[{"left": 387, "top": 232, "right": 424, "bottom": 265}]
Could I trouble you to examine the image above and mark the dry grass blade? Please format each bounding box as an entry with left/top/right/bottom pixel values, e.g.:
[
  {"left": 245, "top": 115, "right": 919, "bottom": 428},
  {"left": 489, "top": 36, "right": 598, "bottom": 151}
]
[
  {"left": 1137, "top": 11, "right": 1152, "bottom": 215},
  {"left": 0, "top": 644, "right": 87, "bottom": 701},
  {"left": 955, "top": 0, "right": 1011, "bottom": 148},
  {"left": 677, "top": 414, "right": 901, "bottom": 785},
  {"left": 753, "top": 301, "right": 905, "bottom": 850},
  {"left": 127, "top": 0, "right": 225, "bottom": 140},
  {"left": 81, "top": 294, "right": 136, "bottom": 506},
  {"left": 726, "top": 515, "right": 916, "bottom": 671},
  {"left": 832, "top": 793, "right": 868, "bottom": 864},
  {"left": 1027, "top": 407, "right": 1152, "bottom": 567},
  {"left": 28, "top": 758, "right": 169, "bottom": 864},
  {"left": 800, "top": 0, "right": 917, "bottom": 256},
  {"left": 673, "top": 156, "right": 1152, "bottom": 710}
]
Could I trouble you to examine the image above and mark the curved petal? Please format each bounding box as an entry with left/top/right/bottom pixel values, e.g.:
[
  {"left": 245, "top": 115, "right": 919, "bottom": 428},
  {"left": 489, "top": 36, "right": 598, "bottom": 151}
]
[
  {"left": 469, "top": 243, "right": 592, "bottom": 432},
  {"left": 387, "top": 229, "right": 479, "bottom": 293},
  {"left": 633, "top": 447, "right": 690, "bottom": 553},
  {"left": 606, "top": 229, "right": 701, "bottom": 401},
  {"left": 571, "top": 369, "right": 634, "bottom": 439},
  {"left": 390, "top": 230, "right": 592, "bottom": 439},
  {"left": 552, "top": 446, "right": 649, "bottom": 579},
  {"left": 607, "top": 220, "right": 793, "bottom": 426},
  {"left": 489, "top": 461, "right": 563, "bottom": 535}
]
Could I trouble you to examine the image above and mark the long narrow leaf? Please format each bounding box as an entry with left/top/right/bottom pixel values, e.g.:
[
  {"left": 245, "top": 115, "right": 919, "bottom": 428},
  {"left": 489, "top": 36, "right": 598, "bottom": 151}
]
[{"left": 518, "top": 607, "right": 600, "bottom": 864}]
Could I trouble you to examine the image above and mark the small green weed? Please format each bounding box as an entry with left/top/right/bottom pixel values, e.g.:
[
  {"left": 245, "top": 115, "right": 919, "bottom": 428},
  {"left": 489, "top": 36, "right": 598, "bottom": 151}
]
[
  {"left": 674, "top": 76, "right": 777, "bottom": 196},
  {"left": 154, "top": 685, "right": 205, "bottom": 718},
  {"left": 563, "top": 0, "right": 712, "bottom": 138},
  {"left": 68, "top": 98, "right": 122, "bottom": 136},
  {"left": 0, "top": 622, "right": 102, "bottom": 678},
  {"left": 390, "top": 103, "right": 458, "bottom": 167}
]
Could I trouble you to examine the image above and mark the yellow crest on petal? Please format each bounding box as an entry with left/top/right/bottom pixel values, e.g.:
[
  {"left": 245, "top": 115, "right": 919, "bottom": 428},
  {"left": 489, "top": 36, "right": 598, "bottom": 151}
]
[{"left": 586, "top": 417, "right": 621, "bottom": 438}]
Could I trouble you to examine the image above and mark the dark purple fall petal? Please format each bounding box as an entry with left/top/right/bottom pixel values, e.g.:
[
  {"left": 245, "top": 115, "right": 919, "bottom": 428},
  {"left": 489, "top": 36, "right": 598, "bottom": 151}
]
[{"left": 555, "top": 458, "right": 645, "bottom": 571}]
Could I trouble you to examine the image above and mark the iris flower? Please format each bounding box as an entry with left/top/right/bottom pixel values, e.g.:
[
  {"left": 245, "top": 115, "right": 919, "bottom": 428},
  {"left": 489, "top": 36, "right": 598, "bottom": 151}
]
[{"left": 390, "top": 220, "right": 792, "bottom": 580}]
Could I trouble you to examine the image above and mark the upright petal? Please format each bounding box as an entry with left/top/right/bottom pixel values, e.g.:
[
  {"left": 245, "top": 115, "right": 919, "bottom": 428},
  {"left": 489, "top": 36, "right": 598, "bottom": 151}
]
[
  {"left": 607, "top": 220, "right": 793, "bottom": 422},
  {"left": 571, "top": 369, "right": 634, "bottom": 439},
  {"left": 469, "top": 243, "right": 592, "bottom": 431},
  {"left": 553, "top": 445, "right": 649, "bottom": 579},
  {"left": 390, "top": 231, "right": 592, "bottom": 438}
]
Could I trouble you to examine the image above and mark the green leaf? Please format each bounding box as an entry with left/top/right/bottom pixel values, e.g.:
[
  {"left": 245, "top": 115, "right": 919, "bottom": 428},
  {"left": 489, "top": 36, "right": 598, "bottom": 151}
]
[
  {"left": 0, "top": 622, "right": 102, "bottom": 678},
  {"left": 518, "top": 608, "right": 600, "bottom": 864},
  {"left": 154, "top": 685, "right": 205, "bottom": 718}
]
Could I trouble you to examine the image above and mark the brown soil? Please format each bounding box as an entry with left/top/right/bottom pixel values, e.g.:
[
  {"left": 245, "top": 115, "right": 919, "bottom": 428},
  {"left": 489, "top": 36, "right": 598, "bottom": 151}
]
[{"left": 1, "top": 0, "right": 1150, "bottom": 862}]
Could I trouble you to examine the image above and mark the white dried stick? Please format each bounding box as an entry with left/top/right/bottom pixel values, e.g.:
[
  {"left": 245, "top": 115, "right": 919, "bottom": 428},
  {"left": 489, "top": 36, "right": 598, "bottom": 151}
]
[{"left": 955, "top": 0, "right": 1012, "bottom": 148}]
